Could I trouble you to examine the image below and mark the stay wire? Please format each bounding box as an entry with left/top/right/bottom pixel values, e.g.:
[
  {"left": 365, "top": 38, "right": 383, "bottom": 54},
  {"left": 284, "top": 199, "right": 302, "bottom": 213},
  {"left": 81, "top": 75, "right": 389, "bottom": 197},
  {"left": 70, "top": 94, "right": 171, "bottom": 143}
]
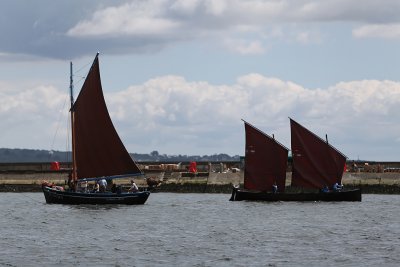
[
  {"left": 3, "top": 185, "right": 43, "bottom": 204},
  {"left": 49, "top": 91, "right": 69, "bottom": 157}
]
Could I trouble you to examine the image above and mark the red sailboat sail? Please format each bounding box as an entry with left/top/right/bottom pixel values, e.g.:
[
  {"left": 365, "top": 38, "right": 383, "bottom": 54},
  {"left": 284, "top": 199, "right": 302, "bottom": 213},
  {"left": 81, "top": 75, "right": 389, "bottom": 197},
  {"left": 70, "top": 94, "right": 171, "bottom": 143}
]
[
  {"left": 243, "top": 121, "right": 289, "bottom": 192},
  {"left": 72, "top": 54, "right": 142, "bottom": 179},
  {"left": 290, "top": 118, "right": 346, "bottom": 189}
]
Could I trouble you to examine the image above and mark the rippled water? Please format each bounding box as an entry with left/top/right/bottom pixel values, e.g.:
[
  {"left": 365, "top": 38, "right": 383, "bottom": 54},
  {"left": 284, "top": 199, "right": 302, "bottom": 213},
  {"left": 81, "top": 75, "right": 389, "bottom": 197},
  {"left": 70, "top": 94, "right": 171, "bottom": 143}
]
[{"left": 0, "top": 193, "right": 399, "bottom": 266}]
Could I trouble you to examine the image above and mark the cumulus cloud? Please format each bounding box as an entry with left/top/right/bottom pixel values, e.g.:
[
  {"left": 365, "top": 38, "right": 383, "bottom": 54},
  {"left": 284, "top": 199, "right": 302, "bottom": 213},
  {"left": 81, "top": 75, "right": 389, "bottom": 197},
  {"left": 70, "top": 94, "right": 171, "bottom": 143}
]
[
  {"left": 2, "top": 0, "right": 400, "bottom": 59},
  {"left": 61, "top": 0, "right": 400, "bottom": 43},
  {"left": 110, "top": 76, "right": 400, "bottom": 160},
  {"left": 2, "top": 0, "right": 400, "bottom": 162},
  {"left": 0, "top": 82, "right": 69, "bottom": 149},
  {"left": 295, "top": 31, "right": 322, "bottom": 44},
  {"left": 67, "top": 1, "right": 181, "bottom": 37},
  {"left": 353, "top": 23, "right": 400, "bottom": 39},
  {"left": 2, "top": 75, "right": 399, "bottom": 160},
  {"left": 222, "top": 38, "right": 266, "bottom": 55}
]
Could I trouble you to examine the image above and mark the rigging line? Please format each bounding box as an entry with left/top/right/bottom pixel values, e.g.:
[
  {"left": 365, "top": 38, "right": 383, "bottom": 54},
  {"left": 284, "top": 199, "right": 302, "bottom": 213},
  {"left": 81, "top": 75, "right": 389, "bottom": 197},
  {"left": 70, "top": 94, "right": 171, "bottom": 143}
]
[
  {"left": 19, "top": 192, "right": 43, "bottom": 204},
  {"left": 65, "top": 111, "right": 71, "bottom": 163},
  {"left": 72, "top": 59, "right": 92, "bottom": 89},
  {"left": 71, "top": 76, "right": 86, "bottom": 96},
  {"left": 49, "top": 90, "right": 69, "bottom": 156},
  {"left": 74, "top": 75, "right": 86, "bottom": 86},
  {"left": 3, "top": 185, "right": 43, "bottom": 203},
  {"left": 74, "top": 60, "right": 91, "bottom": 75}
]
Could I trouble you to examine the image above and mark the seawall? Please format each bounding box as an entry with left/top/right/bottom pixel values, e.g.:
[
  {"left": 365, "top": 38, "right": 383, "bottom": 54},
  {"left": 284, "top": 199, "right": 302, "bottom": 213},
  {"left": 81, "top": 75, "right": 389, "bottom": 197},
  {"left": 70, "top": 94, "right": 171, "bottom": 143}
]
[{"left": 1, "top": 171, "right": 400, "bottom": 193}]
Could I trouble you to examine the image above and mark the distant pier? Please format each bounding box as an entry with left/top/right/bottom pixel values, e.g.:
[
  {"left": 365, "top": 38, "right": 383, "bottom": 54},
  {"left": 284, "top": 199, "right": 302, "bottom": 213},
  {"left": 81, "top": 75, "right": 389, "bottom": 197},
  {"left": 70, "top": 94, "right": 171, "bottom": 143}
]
[{"left": 1, "top": 161, "right": 400, "bottom": 193}]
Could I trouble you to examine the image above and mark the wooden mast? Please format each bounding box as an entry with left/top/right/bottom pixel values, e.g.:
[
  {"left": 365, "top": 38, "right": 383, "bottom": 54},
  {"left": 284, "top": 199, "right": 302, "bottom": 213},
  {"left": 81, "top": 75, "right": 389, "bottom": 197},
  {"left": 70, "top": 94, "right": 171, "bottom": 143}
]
[{"left": 70, "top": 61, "right": 77, "bottom": 183}]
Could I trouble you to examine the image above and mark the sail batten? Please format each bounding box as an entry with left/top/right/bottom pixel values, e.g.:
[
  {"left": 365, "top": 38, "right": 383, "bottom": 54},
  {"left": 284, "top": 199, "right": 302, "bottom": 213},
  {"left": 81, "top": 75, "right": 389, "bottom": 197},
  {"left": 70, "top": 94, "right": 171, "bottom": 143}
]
[
  {"left": 243, "top": 121, "right": 288, "bottom": 192},
  {"left": 72, "top": 55, "right": 142, "bottom": 179},
  {"left": 290, "top": 118, "right": 346, "bottom": 189}
]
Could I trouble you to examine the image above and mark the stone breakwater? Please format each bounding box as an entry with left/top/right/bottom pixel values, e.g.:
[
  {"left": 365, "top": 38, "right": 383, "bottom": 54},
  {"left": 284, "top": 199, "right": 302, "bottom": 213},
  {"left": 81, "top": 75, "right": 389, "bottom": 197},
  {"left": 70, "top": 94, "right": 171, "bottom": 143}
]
[{"left": 0, "top": 171, "right": 400, "bottom": 193}]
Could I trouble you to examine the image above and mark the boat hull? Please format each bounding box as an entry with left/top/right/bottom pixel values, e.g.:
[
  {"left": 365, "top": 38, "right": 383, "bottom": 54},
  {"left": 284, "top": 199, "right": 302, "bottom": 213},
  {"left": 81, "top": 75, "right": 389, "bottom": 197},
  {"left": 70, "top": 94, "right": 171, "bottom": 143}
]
[
  {"left": 230, "top": 187, "right": 362, "bottom": 202},
  {"left": 42, "top": 186, "right": 150, "bottom": 205}
]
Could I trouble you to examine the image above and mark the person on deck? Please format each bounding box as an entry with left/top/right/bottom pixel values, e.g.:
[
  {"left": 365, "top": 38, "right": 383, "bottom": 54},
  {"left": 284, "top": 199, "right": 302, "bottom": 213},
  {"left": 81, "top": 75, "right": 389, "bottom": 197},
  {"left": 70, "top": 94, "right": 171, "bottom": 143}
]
[
  {"left": 67, "top": 172, "right": 76, "bottom": 191},
  {"left": 333, "top": 182, "right": 342, "bottom": 192},
  {"left": 128, "top": 180, "right": 139, "bottom": 193},
  {"left": 111, "top": 182, "right": 118, "bottom": 193},
  {"left": 272, "top": 182, "right": 278, "bottom": 193},
  {"left": 98, "top": 178, "right": 107, "bottom": 193},
  {"left": 322, "top": 185, "right": 329, "bottom": 193},
  {"left": 92, "top": 181, "right": 99, "bottom": 193},
  {"left": 79, "top": 181, "right": 88, "bottom": 193}
]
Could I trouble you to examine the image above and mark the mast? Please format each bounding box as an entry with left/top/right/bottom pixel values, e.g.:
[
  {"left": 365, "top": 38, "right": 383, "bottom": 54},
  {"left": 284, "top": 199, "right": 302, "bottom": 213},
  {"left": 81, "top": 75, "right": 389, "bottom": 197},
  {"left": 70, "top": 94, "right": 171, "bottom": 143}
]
[{"left": 70, "top": 61, "right": 77, "bottom": 182}]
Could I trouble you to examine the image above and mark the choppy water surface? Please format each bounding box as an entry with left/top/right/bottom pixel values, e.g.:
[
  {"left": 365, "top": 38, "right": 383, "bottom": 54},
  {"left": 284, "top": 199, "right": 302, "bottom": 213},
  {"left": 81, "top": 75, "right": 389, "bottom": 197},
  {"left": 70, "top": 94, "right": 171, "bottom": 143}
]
[{"left": 0, "top": 193, "right": 399, "bottom": 266}]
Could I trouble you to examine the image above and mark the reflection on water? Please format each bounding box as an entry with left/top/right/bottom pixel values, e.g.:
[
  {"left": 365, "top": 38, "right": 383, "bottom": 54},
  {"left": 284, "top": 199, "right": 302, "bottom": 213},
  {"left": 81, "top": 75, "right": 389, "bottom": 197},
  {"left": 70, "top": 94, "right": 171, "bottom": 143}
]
[{"left": 0, "top": 193, "right": 399, "bottom": 266}]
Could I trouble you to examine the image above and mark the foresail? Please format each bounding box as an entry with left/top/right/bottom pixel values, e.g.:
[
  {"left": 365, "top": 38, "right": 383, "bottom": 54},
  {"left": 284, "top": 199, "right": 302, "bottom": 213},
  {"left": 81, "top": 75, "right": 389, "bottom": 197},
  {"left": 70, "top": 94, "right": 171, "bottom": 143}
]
[
  {"left": 244, "top": 121, "right": 289, "bottom": 192},
  {"left": 290, "top": 118, "right": 346, "bottom": 189},
  {"left": 72, "top": 54, "right": 142, "bottom": 179}
]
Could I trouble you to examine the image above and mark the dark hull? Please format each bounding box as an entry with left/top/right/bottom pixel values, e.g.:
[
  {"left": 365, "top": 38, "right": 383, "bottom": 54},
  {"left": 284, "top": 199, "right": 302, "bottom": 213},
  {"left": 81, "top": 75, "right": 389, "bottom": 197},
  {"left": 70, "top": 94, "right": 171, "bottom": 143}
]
[
  {"left": 42, "top": 186, "right": 150, "bottom": 205},
  {"left": 230, "top": 187, "right": 361, "bottom": 202}
]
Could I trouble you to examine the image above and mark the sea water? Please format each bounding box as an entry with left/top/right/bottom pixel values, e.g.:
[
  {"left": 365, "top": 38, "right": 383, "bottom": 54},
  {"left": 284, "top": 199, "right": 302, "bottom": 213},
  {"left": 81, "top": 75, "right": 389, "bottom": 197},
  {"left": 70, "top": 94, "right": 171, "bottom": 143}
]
[{"left": 0, "top": 193, "right": 399, "bottom": 267}]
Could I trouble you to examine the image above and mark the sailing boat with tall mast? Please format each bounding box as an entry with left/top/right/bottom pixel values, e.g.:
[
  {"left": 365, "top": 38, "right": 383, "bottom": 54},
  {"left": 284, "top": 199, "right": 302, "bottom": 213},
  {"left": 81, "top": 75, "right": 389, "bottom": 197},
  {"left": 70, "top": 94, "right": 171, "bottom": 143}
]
[
  {"left": 230, "top": 118, "right": 361, "bottom": 201},
  {"left": 42, "top": 53, "right": 150, "bottom": 205}
]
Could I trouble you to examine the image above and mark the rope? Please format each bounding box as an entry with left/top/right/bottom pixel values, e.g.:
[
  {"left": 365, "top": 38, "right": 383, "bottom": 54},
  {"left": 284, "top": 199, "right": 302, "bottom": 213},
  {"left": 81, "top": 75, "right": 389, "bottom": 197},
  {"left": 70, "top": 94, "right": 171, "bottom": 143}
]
[
  {"left": 72, "top": 59, "right": 92, "bottom": 89},
  {"left": 47, "top": 57, "right": 93, "bottom": 162},
  {"left": 20, "top": 192, "right": 42, "bottom": 204},
  {"left": 2, "top": 185, "right": 43, "bottom": 204},
  {"left": 49, "top": 90, "right": 69, "bottom": 159}
]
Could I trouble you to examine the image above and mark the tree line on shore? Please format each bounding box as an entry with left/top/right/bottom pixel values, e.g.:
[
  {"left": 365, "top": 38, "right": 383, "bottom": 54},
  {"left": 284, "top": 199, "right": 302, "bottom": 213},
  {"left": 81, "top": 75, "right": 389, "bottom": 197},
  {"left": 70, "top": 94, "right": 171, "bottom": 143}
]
[{"left": 0, "top": 148, "right": 241, "bottom": 163}]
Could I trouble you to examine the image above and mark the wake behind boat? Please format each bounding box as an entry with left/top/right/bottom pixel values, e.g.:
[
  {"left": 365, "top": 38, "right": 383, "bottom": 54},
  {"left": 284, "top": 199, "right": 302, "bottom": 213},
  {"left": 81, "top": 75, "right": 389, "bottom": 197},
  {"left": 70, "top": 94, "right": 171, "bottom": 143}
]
[
  {"left": 42, "top": 53, "right": 150, "bottom": 205},
  {"left": 230, "top": 119, "right": 361, "bottom": 202}
]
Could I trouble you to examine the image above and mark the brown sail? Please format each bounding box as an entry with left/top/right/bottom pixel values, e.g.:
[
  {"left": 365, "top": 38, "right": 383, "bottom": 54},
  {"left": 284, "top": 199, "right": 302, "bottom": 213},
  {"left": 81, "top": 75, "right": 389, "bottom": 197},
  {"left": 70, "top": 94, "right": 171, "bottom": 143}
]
[
  {"left": 290, "top": 118, "right": 346, "bottom": 189},
  {"left": 72, "top": 54, "right": 142, "bottom": 179},
  {"left": 243, "top": 121, "right": 289, "bottom": 192}
]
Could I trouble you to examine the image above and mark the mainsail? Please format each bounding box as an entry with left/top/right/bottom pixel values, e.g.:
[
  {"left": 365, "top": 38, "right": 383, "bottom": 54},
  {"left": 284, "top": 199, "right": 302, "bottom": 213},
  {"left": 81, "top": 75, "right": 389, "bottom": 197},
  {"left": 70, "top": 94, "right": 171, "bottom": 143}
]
[
  {"left": 71, "top": 54, "right": 142, "bottom": 179},
  {"left": 290, "top": 118, "right": 346, "bottom": 189},
  {"left": 243, "top": 121, "right": 289, "bottom": 192}
]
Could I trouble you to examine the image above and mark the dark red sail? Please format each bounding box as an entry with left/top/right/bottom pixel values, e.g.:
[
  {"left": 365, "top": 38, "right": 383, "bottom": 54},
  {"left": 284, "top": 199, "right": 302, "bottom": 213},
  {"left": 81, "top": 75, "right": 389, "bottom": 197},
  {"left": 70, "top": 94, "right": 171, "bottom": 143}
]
[
  {"left": 243, "top": 121, "right": 289, "bottom": 192},
  {"left": 72, "top": 54, "right": 142, "bottom": 179},
  {"left": 290, "top": 118, "right": 346, "bottom": 189}
]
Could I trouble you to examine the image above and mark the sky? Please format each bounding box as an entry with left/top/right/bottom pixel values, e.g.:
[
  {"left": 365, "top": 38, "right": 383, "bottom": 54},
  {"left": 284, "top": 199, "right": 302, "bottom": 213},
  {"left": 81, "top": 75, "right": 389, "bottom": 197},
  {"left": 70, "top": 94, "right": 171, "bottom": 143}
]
[{"left": 1, "top": 0, "right": 400, "bottom": 161}]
